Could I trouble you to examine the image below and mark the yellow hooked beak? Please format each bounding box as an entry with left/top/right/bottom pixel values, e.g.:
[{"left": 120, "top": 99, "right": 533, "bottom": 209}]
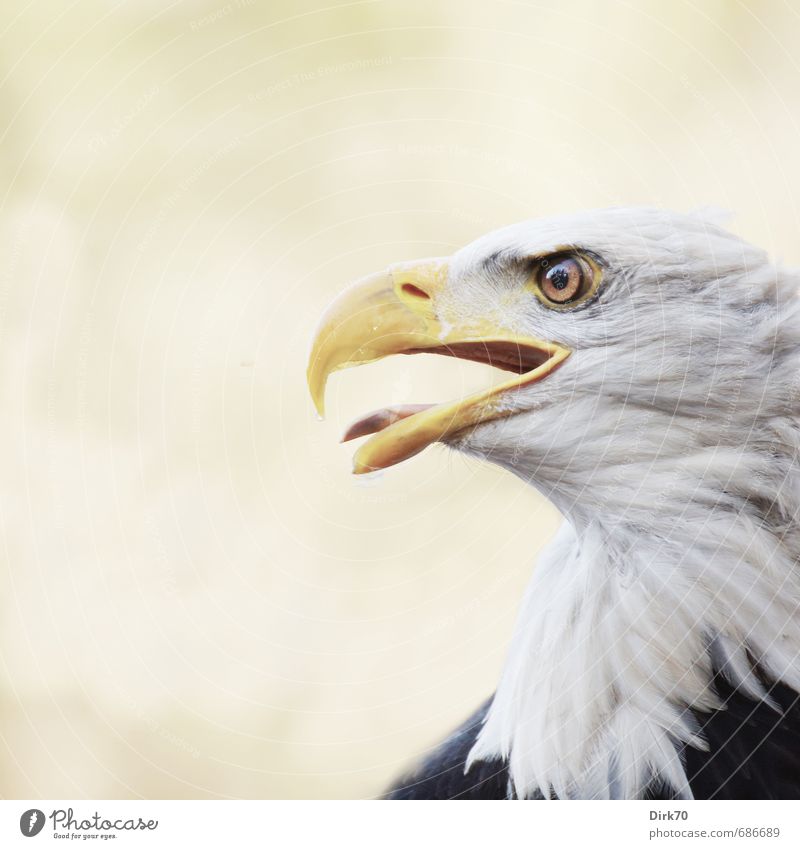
[{"left": 307, "top": 259, "right": 571, "bottom": 474}]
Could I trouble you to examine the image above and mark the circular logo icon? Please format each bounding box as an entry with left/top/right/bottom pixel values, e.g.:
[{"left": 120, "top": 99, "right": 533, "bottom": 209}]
[{"left": 19, "top": 809, "right": 45, "bottom": 837}]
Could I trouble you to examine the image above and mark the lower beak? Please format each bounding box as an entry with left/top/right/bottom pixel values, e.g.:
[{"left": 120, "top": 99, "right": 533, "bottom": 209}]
[{"left": 307, "top": 260, "right": 570, "bottom": 474}]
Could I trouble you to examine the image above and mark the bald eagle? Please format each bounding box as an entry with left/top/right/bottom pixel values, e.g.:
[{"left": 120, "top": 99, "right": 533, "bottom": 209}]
[{"left": 307, "top": 208, "right": 800, "bottom": 800}]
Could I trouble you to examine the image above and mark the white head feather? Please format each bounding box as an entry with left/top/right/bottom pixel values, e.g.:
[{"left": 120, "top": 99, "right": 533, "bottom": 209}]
[{"left": 433, "top": 207, "right": 800, "bottom": 799}]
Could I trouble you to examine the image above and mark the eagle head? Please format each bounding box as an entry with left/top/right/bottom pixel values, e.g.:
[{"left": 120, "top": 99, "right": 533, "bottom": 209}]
[{"left": 307, "top": 207, "right": 800, "bottom": 799}]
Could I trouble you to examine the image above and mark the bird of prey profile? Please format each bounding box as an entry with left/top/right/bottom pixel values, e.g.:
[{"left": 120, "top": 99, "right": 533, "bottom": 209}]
[{"left": 307, "top": 207, "right": 800, "bottom": 799}]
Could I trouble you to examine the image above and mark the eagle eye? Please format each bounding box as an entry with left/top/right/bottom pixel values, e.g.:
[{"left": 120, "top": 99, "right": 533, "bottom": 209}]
[{"left": 530, "top": 252, "right": 600, "bottom": 309}]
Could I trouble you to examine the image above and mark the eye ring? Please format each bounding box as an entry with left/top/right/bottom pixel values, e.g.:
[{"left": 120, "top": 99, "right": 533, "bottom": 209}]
[{"left": 529, "top": 252, "right": 601, "bottom": 309}]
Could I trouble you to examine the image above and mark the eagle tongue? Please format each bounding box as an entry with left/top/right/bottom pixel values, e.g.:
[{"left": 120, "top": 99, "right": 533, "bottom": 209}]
[{"left": 341, "top": 404, "right": 434, "bottom": 443}]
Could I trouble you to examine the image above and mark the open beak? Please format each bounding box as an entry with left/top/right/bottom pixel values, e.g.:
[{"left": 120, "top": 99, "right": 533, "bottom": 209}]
[{"left": 307, "top": 259, "right": 570, "bottom": 474}]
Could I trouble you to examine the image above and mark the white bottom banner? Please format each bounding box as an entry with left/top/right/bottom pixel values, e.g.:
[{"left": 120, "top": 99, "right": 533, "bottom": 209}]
[{"left": 1, "top": 799, "right": 797, "bottom": 848}]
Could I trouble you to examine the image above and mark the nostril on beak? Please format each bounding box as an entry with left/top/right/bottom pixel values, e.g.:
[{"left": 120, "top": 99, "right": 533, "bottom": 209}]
[{"left": 400, "top": 283, "right": 431, "bottom": 300}]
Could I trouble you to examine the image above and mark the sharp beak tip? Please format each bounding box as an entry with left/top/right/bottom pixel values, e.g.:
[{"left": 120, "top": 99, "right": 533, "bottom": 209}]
[
  {"left": 306, "top": 366, "right": 327, "bottom": 418},
  {"left": 351, "top": 442, "right": 382, "bottom": 475}
]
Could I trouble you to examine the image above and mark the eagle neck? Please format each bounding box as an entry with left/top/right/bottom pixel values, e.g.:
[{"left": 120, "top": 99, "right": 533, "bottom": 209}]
[{"left": 468, "top": 505, "right": 800, "bottom": 799}]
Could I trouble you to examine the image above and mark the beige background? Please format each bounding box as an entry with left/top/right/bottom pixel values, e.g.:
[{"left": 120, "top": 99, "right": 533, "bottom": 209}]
[{"left": 1, "top": 0, "right": 800, "bottom": 799}]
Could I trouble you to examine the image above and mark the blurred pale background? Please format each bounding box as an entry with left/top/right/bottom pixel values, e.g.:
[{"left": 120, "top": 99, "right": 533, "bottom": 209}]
[{"left": 1, "top": 0, "right": 800, "bottom": 799}]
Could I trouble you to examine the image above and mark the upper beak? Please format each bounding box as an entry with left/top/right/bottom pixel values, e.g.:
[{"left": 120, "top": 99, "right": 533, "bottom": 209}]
[{"left": 307, "top": 259, "right": 570, "bottom": 473}]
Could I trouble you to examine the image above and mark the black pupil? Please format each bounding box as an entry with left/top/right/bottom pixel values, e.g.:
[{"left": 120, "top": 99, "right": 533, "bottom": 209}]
[{"left": 549, "top": 266, "right": 569, "bottom": 290}]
